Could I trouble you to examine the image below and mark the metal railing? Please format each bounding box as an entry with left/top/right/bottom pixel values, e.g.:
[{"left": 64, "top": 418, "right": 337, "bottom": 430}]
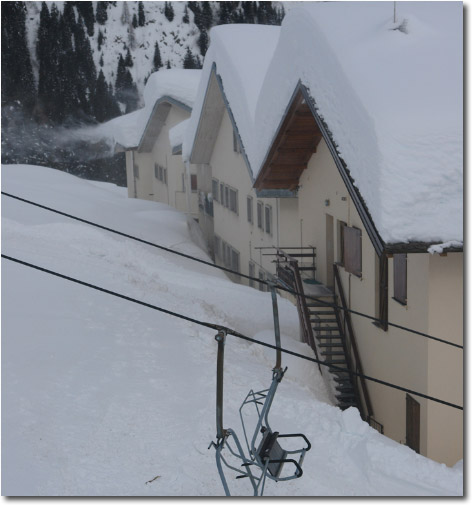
[{"left": 333, "top": 263, "right": 373, "bottom": 421}]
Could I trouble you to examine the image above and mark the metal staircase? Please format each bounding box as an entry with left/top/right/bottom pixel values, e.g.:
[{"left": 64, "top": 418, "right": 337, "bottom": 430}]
[{"left": 275, "top": 249, "right": 370, "bottom": 417}]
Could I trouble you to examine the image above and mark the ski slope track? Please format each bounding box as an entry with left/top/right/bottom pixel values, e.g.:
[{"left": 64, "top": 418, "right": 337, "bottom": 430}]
[{"left": 2, "top": 164, "right": 463, "bottom": 496}]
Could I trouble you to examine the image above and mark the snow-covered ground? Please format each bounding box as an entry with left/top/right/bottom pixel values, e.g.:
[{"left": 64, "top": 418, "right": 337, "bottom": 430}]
[{"left": 2, "top": 164, "right": 463, "bottom": 496}]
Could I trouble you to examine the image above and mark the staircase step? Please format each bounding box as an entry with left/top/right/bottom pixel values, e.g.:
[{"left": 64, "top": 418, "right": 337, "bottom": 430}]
[
  {"left": 321, "top": 350, "right": 345, "bottom": 356},
  {"left": 325, "top": 359, "right": 348, "bottom": 365},
  {"left": 311, "top": 319, "right": 338, "bottom": 324},
  {"left": 336, "top": 392, "right": 356, "bottom": 399},
  {"left": 336, "top": 386, "right": 355, "bottom": 393},
  {"left": 306, "top": 302, "right": 335, "bottom": 308},
  {"left": 338, "top": 401, "right": 357, "bottom": 410},
  {"left": 308, "top": 310, "right": 336, "bottom": 316},
  {"left": 315, "top": 334, "right": 342, "bottom": 339},
  {"left": 319, "top": 342, "right": 344, "bottom": 348}
]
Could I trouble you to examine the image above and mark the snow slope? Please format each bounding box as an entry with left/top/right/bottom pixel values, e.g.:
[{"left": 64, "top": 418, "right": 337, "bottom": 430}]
[{"left": 2, "top": 164, "right": 463, "bottom": 496}]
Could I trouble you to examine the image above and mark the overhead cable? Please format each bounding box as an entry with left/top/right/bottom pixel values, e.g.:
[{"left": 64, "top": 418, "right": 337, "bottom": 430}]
[
  {"left": 1, "top": 254, "right": 463, "bottom": 411},
  {"left": 1, "top": 191, "right": 462, "bottom": 350}
]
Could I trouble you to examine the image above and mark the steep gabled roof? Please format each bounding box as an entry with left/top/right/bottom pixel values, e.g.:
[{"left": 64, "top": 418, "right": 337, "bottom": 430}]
[
  {"left": 99, "top": 69, "right": 201, "bottom": 152},
  {"left": 253, "top": 2, "right": 463, "bottom": 249},
  {"left": 183, "top": 24, "right": 294, "bottom": 197}
]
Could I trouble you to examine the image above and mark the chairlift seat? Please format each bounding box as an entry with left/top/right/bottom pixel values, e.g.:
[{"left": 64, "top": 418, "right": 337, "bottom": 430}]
[{"left": 256, "top": 429, "right": 287, "bottom": 478}]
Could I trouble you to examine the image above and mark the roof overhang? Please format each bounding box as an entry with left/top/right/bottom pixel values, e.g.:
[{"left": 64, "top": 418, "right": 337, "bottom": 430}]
[
  {"left": 254, "top": 87, "right": 322, "bottom": 191},
  {"left": 138, "top": 96, "right": 191, "bottom": 153}
]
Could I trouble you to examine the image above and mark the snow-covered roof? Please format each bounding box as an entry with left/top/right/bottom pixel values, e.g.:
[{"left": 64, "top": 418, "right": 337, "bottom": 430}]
[
  {"left": 254, "top": 2, "right": 463, "bottom": 246},
  {"left": 183, "top": 24, "right": 280, "bottom": 173},
  {"left": 99, "top": 69, "right": 201, "bottom": 150}
]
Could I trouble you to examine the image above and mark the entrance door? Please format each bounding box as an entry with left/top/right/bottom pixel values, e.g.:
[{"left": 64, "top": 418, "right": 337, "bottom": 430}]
[{"left": 406, "top": 394, "right": 420, "bottom": 453}]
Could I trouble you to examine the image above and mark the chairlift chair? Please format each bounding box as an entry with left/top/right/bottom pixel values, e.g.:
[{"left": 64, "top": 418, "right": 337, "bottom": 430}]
[{"left": 209, "top": 283, "right": 311, "bottom": 496}]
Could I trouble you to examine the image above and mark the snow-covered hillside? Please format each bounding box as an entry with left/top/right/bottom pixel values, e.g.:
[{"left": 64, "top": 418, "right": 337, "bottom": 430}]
[
  {"left": 25, "top": 1, "right": 204, "bottom": 101},
  {"left": 2, "top": 164, "right": 463, "bottom": 496}
]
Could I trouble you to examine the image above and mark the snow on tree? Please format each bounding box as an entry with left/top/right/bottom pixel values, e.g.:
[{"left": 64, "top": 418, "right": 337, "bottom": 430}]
[
  {"left": 95, "top": 1, "right": 108, "bottom": 25},
  {"left": 153, "top": 41, "right": 163, "bottom": 72},
  {"left": 164, "top": 2, "right": 174, "bottom": 22},
  {"left": 121, "top": 2, "right": 130, "bottom": 25},
  {"left": 138, "top": 1, "right": 145, "bottom": 26}
]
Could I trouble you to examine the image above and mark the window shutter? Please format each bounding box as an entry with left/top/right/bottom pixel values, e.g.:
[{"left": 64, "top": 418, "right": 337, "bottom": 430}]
[
  {"left": 393, "top": 254, "right": 407, "bottom": 305},
  {"left": 190, "top": 174, "right": 198, "bottom": 191},
  {"left": 344, "top": 226, "right": 362, "bottom": 277}
]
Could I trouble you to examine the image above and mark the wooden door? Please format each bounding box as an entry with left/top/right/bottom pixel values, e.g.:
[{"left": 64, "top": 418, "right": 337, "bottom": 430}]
[{"left": 406, "top": 394, "right": 420, "bottom": 453}]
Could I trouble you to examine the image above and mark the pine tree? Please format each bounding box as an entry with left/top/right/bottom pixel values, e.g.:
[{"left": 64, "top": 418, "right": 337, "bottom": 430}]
[
  {"left": 63, "top": 1, "right": 77, "bottom": 30},
  {"left": 182, "top": 5, "right": 189, "bottom": 23},
  {"left": 93, "top": 70, "right": 120, "bottom": 122},
  {"left": 164, "top": 2, "right": 174, "bottom": 22},
  {"left": 96, "top": 1, "right": 108, "bottom": 25},
  {"left": 75, "top": 1, "right": 95, "bottom": 36},
  {"left": 132, "top": 13, "right": 138, "bottom": 28},
  {"left": 167, "top": 60, "right": 171, "bottom": 69},
  {"left": 99, "top": 53, "right": 104, "bottom": 67},
  {"left": 218, "top": 2, "right": 231, "bottom": 25},
  {"left": 197, "top": 28, "right": 209, "bottom": 57},
  {"left": 97, "top": 29, "right": 104, "bottom": 51},
  {"left": 201, "top": 2, "right": 213, "bottom": 29},
  {"left": 183, "top": 46, "right": 197, "bottom": 69},
  {"left": 1, "top": 1, "right": 36, "bottom": 110},
  {"left": 124, "top": 48, "right": 133, "bottom": 67},
  {"left": 152, "top": 41, "right": 163, "bottom": 71},
  {"left": 138, "top": 1, "right": 145, "bottom": 26}
]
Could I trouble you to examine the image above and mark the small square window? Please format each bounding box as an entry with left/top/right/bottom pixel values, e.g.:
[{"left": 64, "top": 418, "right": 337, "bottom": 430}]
[
  {"left": 191, "top": 174, "right": 198, "bottom": 191},
  {"left": 247, "top": 196, "right": 253, "bottom": 224}
]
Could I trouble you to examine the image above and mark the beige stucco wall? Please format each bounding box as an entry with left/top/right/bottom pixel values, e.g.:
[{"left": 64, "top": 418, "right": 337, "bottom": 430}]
[
  {"left": 296, "top": 138, "right": 463, "bottom": 465},
  {"left": 124, "top": 105, "right": 198, "bottom": 218},
  {"left": 209, "top": 110, "right": 298, "bottom": 285},
  {"left": 426, "top": 252, "right": 463, "bottom": 465}
]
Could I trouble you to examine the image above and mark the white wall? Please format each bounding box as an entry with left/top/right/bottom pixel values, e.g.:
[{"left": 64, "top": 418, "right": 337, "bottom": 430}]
[
  {"left": 209, "top": 109, "right": 298, "bottom": 287},
  {"left": 124, "top": 104, "right": 198, "bottom": 218},
  {"left": 296, "top": 138, "right": 463, "bottom": 465}
]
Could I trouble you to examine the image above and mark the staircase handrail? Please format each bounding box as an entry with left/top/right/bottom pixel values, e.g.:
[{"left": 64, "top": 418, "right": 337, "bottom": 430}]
[
  {"left": 333, "top": 263, "right": 373, "bottom": 420},
  {"left": 275, "top": 249, "right": 322, "bottom": 374}
]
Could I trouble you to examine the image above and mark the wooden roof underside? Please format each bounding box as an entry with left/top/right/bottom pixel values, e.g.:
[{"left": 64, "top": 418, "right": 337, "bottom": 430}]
[{"left": 255, "top": 90, "right": 322, "bottom": 191}]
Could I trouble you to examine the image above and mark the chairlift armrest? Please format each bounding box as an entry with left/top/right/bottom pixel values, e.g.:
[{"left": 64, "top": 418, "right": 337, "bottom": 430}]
[
  {"left": 277, "top": 433, "right": 312, "bottom": 452},
  {"left": 267, "top": 458, "right": 303, "bottom": 478}
]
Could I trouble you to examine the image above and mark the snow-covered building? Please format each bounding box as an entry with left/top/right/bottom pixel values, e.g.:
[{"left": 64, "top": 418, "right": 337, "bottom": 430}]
[
  {"left": 251, "top": 2, "right": 463, "bottom": 466},
  {"left": 106, "top": 69, "right": 202, "bottom": 219},
  {"left": 183, "top": 25, "right": 299, "bottom": 284}
]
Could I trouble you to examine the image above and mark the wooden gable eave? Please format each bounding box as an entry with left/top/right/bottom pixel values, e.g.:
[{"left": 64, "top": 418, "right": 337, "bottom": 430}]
[{"left": 254, "top": 88, "right": 322, "bottom": 192}]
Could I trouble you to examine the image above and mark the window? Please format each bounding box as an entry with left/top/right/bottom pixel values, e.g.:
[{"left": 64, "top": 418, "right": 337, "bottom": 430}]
[
  {"left": 337, "top": 220, "right": 347, "bottom": 264},
  {"left": 393, "top": 253, "right": 407, "bottom": 305},
  {"left": 249, "top": 261, "right": 255, "bottom": 288},
  {"left": 231, "top": 249, "right": 240, "bottom": 274},
  {"left": 212, "top": 179, "right": 219, "bottom": 202},
  {"left": 258, "top": 270, "right": 266, "bottom": 292},
  {"left": 220, "top": 183, "right": 224, "bottom": 206},
  {"left": 190, "top": 174, "right": 198, "bottom": 192},
  {"left": 182, "top": 173, "right": 186, "bottom": 192},
  {"left": 406, "top": 394, "right": 420, "bottom": 454},
  {"left": 257, "top": 201, "right": 264, "bottom": 230},
  {"left": 133, "top": 162, "right": 139, "bottom": 179},
  {"left": 229, "top": 188, "right": 238, "bottom": 214},
  {"left": 154, "top": 163, "right": 159, "bottom": 179},
  {"left": 343, "top": 226, "right": 362, "bottom": 277},
  {"left": 247, "top": 196, "right": 253, "bottom": 224},
  {"left": 225, "top": 186, "right": 229, "bottom": 209},
  {"left": 265, "top": 205, "right": 272, "bottom": 235},
  {"left": 214, "top": 235, "right": 221, "bottom": 259},
  {"left": 163, "top": 167, "right": 167, "bottom": 185}
]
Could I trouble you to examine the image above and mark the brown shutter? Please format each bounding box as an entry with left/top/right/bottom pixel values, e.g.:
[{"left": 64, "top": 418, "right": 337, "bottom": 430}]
[
  {"left": 379, "top": 253, "right": 389, "bottom": 331},
  {"left": 406, "top": 394, "right": 420, "bottom": 453},
  {"left": 393, "top": 254, "right": 407, "bottom": 305},
  {"left": 344, "top": 226, "right": 362, "bottom": 277}
]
